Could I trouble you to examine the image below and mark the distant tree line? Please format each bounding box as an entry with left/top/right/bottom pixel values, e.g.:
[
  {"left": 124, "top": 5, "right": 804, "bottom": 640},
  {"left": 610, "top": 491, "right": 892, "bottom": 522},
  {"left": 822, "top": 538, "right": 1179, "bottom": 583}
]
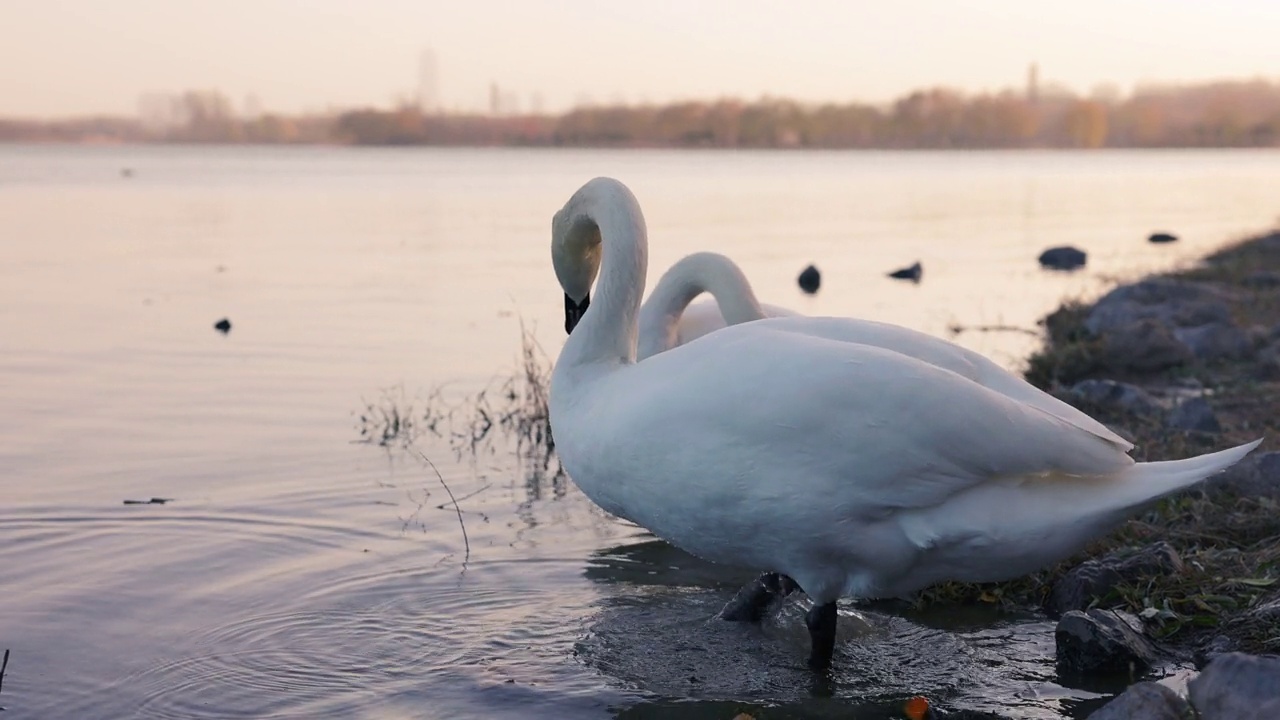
[{"left": 4, "top": 79, "right": 1280, "bottom": 149}]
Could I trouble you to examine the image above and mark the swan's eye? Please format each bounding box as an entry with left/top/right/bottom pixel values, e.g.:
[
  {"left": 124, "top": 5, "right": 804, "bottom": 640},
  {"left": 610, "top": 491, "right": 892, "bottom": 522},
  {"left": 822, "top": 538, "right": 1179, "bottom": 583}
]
[{"left": 564, "top": 293, "right": 590, "bottom": 334}]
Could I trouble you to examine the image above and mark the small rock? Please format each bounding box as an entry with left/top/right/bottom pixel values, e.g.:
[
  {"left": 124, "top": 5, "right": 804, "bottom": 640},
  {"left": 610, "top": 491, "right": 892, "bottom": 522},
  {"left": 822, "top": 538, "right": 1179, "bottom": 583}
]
[
  {"left": 1098, "top": 319, "right": 1193, "bottom": 374},
  {"left": 1257, "top": 454, "right": 1280, "bottom": 489},
  {"left": 1189, "top": 652, "right": 1280, "bottom": 720},
  {"left": 1173, "top": 322, "right": 1252, "bottom": 362},
  {"left": 1085, "top": 279, "right": 1235, "bottom": 337},
  {"left": 1056, "top": 609, "right": 1158, "bottom": 677},
  {"left": 1206, "top": 452, "right": 1280, "bottom": 500},
  {"left": 1048, "top": 543, "right": 1184, "bottom": 616},
  {"left": 1069, "top": 379, "right": 1161, "bottom": 416},
  {"left": 888, "top": 261, "right": 922, "bottom": 282},
  {"left": 1208, "top": 591, "right": 1280, "bottom": 659},
  {"left": 1167, "top": 397, "right": 1221, "bottom": 433},
  {"left": 1255, "top": 341, "right": 1280, "bottom": 380},
  {"left": 797, "top": 265, "right": 821, "bottom": 294},
  {"left": 1195, "top": 634, "right": 1240, "bottom": 667},
  {"left": 1243, "top": 270, "right": 1280, "bottom": 288},
  {"left": 214, "top": 318, "right": 232, "bottom": 334},
  {"left": 1086, "top": 681, "right": 1191, "bottom": 719},
  {"left": 1039, "top": 246, "right": 1088, "bottom": 271},
  {"left": 1148, "top": 232, "right": 1178, "bottom": 244}
]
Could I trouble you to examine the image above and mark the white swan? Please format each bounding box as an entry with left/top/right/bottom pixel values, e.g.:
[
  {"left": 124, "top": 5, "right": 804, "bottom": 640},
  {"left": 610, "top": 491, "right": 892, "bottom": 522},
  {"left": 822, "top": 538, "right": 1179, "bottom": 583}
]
[
  {"left": 635, "top": 251, "right": 798, "bottom": 361},
  {"left": 619, "top": 250, "right": 1134, "bottom": 450},
  {"left": 548, "top": 177, "right": 1261, "bottom": 670}
]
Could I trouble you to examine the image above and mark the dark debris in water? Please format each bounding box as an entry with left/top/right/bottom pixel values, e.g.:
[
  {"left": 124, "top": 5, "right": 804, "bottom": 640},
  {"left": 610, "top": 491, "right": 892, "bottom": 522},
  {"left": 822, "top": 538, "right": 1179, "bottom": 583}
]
[{"left": 123, "top": 497, "right": 173, "bottom": 505}]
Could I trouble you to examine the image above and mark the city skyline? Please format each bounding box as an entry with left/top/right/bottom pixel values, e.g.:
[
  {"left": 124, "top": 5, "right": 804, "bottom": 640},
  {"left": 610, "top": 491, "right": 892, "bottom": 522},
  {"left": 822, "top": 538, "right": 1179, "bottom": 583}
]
[{"left": 3, "top": 0, "right": 1280, "bottom": 118}]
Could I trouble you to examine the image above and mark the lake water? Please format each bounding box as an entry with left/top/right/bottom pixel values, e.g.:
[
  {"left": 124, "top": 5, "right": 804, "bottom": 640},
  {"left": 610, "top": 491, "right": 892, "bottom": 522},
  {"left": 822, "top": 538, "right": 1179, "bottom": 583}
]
[{"left": 2, "top": 145, "right": 1278, "bottom": 719}]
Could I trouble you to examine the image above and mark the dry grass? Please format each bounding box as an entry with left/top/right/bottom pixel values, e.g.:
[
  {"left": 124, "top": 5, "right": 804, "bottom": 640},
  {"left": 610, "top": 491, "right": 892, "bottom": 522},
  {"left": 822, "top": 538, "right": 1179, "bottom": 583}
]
[{"left": 354, "top": 321, "right": 556, "bottom": 468}]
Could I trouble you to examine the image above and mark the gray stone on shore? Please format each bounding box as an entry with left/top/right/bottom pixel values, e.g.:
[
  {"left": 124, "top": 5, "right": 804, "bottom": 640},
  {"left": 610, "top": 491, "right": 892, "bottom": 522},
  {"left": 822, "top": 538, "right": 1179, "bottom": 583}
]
[
  {"left": 1255, "top": 341, "right": 1280, "bottom": 379},
  {"left": 1069, "top": 379, "right": 1162, "bottom": 416},
  {"left": 1039, "top": 246, "right": 1088, "bottom": 270},
  {"left": 1048, "top": 542, "right": 1185, "bottom": 616},
  {"left": 1086, "top": 681, "right": 1192, "bottom": 719},
  {"left": 1098, "top": 319, "right": 1194, "bottom": 373},
  {"left": 1243, "top": 270, "right": 1280, "bottom": 288},
  {"left": 1056, "top": 609, "right": 1159, "bottom": 677},
  {"left": 1173, "top": 322, "right": 1253, "bottom": 362},
  {"left": 1188, "top": 652, "right": 1280, "bottom": 720},
  {"left": 1085, "top": 279, "right": 1236, "bottom": 337},
  {"left": 1167, "top": 397, "right": 1221, "bottom": 433},
  {"left": 1206, "top": 452, "right": 1280, "bottom": 500},
  {"left": 1207, "top": 591, "right": 1280, "bottom": 660}
]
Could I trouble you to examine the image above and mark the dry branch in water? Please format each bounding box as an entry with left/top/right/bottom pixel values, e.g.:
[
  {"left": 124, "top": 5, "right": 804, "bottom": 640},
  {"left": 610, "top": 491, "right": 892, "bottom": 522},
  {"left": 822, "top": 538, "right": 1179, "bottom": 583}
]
[
  {"left": 415, "top": 450, "right": 470, "bottom": 568},
  {"left": 946, "top": 322, "right": 1041, "bottom": 338}
]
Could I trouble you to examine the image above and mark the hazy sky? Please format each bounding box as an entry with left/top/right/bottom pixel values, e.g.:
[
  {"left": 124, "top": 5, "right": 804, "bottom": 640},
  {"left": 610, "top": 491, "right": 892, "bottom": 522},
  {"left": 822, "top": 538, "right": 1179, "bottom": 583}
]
[{"left": 4, "top": 0, "right": 1279, "bottom": 117}]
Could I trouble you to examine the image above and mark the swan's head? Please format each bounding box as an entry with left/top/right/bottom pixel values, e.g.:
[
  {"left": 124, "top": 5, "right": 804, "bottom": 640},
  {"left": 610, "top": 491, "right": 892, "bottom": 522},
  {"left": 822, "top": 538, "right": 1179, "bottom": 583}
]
[{"left": 551, "top": 204, "right": 601, "bottom": 334}]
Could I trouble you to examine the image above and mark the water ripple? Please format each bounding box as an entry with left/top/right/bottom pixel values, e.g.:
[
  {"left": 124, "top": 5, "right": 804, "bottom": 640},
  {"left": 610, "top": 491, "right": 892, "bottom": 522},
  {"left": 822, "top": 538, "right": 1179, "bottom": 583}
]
[{"left": 104, "top": 562, "right": 615, "bottom": 720}]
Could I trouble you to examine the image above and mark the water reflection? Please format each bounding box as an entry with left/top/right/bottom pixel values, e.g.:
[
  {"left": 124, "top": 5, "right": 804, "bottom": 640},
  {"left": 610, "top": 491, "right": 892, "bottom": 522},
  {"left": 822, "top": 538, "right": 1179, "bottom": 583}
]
[
  {"left": 585, "top": 537, "right": 756, "bottom": 589},
  {"left": 579, "top": 536, "right": 1112, "bottom": 719}
]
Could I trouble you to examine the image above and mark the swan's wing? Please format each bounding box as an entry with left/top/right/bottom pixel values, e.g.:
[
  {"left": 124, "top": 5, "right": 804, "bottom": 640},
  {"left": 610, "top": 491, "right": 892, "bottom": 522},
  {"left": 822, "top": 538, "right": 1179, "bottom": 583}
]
[
  {"left": 745, "top": 315, "right": 1132, "bottom": 451},
  {"left": 607, "top": 324, "right": 1132, "bottom": 515}
]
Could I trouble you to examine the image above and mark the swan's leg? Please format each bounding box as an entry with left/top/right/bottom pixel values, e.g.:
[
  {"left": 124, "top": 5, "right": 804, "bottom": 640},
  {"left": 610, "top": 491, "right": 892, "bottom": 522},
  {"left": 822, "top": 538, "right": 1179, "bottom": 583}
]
[
  {"left": 806, "top": 601, "right": 838, "bottom": 670},
  {"left": 718, "top": 572, "right": 798, "bottom": 622}
]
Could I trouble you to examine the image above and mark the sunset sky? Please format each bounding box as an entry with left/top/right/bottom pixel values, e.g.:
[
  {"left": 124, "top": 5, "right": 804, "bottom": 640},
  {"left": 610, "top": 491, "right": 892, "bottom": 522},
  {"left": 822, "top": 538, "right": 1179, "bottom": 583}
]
[{"left": 3, "top": 0, "right": 1279, "bottom": 118}]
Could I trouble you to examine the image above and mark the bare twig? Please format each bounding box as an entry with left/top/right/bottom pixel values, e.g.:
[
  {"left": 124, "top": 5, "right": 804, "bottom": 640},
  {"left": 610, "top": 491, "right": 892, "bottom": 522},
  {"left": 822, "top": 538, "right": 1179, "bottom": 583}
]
[
  {"left": 947, "top": 322, "right": 1041, "bottom": 337},
  {"left": 434, "top": 483, "right": 491, "bottom": 510},
  {"left": 415, "top": 450, "right": 470, "bottom": 568}
]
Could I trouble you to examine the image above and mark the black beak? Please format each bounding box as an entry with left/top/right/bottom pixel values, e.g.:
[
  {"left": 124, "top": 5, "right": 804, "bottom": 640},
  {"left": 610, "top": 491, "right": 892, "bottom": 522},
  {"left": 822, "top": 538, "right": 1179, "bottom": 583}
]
[{"left": 564, "top": 293, "right": 590, "bottom": 334}]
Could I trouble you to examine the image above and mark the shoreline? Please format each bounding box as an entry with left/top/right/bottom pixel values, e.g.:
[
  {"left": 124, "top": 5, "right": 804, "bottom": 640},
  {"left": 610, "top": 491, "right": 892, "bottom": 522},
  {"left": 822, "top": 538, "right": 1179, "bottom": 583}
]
[{"left": 927, "top": 228, "right": 1280, "bottom": 666}]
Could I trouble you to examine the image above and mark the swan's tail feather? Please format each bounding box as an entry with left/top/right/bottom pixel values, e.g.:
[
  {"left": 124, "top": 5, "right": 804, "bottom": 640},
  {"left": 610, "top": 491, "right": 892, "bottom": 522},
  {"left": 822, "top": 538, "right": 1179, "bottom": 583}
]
[{"left": 1115, "top": 438, "right": 1262, "bottom": 508}]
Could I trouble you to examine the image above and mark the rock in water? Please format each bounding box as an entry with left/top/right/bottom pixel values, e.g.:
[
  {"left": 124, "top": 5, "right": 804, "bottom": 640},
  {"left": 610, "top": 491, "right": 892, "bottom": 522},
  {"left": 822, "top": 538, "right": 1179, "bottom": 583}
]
[
  {"left": 1039, "top": 246, "right": 1088, "bottom": 270},
  {"left": 1189, "top": 652, "right": 1280, "bottom": 720},
  {"left": 1148, "top": 232, "right": 1178, "bottom": 244},
  {"left": 1056, "top": 609, "right": 1158, "bottom": 677},
  {"left": 888, "top": 261, "right": 923, "bottom": 282},
  {"left": 797, "top": 264, "right": 821, "bottom": 294},
  {"left": 214, "top": 318, "right": 232, "bottom": 334},
  {"left": 1086, "top": 681, "right": 1192, "bottom": 719}
]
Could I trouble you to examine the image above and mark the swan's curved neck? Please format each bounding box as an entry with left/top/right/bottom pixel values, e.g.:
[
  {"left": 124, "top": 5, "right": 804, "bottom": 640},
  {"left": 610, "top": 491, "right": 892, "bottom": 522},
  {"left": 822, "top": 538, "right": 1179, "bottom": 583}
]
[
  {"left": 637, "top": 252, "right": 767, "bottom": 358},
  {"left": 555, "top": 178, "right": 649, "bottom": 368}
]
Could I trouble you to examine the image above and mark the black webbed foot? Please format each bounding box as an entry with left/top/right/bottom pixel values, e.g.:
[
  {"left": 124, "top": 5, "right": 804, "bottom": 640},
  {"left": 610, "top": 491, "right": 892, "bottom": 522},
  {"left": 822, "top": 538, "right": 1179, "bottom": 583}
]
[{"left": 718, "top": 572, "right": 799, "bottom": 622}]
